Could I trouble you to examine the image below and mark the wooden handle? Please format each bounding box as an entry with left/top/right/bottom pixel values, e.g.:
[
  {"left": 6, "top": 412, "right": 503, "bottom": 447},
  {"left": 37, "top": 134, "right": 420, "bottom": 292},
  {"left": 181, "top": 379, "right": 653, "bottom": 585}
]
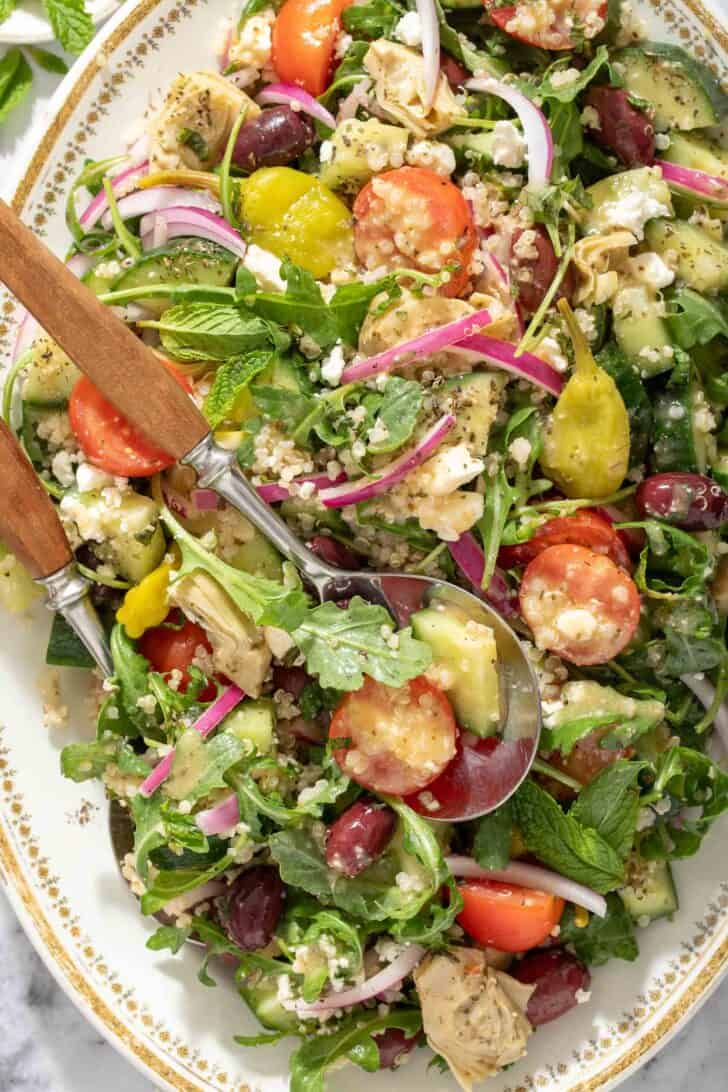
[
  {"left": 0, "top": 420, "right": 71, "bottom": 578},
  {"left": 0, "top": 199, "right": 209, "bottom": 460}
]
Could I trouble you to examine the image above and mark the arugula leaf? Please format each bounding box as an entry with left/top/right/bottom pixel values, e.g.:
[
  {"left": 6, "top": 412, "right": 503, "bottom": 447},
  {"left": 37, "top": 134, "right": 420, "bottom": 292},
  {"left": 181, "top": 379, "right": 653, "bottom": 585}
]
[
  {"left": 435, "top": 0, "right": 507, "bottom": 77},
  {"left": 328, "top": 277, "right": 400, "bottom": 347},
  {"left": 60, "top": 737, "right": 149, "bottom": 782},
  {"left": 203, "top": 349, "right": 274, "bottom": 428},
  {"left": 140, "top": 854, "right": 234, "bottom": 915},
  {"left": 0, "top": 49, "right": 32, "bottom": 123},
  {"left": 277, "top": 899, "right": 365, "bottom": 1001},
  {"left": 666, "top": 288, "right": 728, "bottom": 349},
  {"left": 559, "top": 893, "right": 638, "bottom": 966},
  {"left": 319, "top": 41, "right": 368, "bottom": 109},
  {"left": 548, "top": 100, "right": 583, "bottom": 168},
  {"left": 621, "top": 520, "right": 713, "bottom": 601},
  {"left": 234, "top": 1030, "right": 289, "bottom": 1047},
  {"left": 230, "top": 753, "right": 349, "bottom": 830},
  {"left": 534, "top": 46, "right": 609, "bottom": 102},
  {"left": 166, "top": 729, "right": 248, "bottom": 806},
  {"left": 513, "top": 780, "right": 625, "bottom": 893},
  {"left": 342, "top": 0, "right": 402, "bottom": 39},
  {"left": 299, "top": 681, "right": 341, "bottom": 721},
  {"left": 130, "top": 794, "right": 165, "bottom": 882},
  {"left": 290, "top": 1008, "right": 422, "bottom": 1092},
  {"left": 293, "top": 596, "right": 432, "bottom": 691},
  {"left": 143, "top": 303, "right": 287, "bottom": 362},
  {"left": 146, "top": 924, "right": 192, "bottom": 954},
  {"left": 254, "top": 260, "right": 340, "bottom": 350},
  {"left": 162, "top": 507, "right": 309, "bottom": 631},
  {"left": 364, "top": 377, "right": 423, "bottom": 454},
  {"left": 190, "top": 915, "right": 248, "bottom": 986},
  {"left": 472, "top": 800, "right": 513, "bottom": 871},
  {"left": 26, "top": 46, "right": 68, "bottom": 73},
  {"left": 106, "top": 624, "right": 156, "bottom": 736},
  {"left": 252, "top": 384, "right": 317, "bottom": 435},
  {"left": 43, "top": 0, "right": 94, "bottom": 53},
  {"left": 570, "top": 761, "right": 645, "bottom": 860}
]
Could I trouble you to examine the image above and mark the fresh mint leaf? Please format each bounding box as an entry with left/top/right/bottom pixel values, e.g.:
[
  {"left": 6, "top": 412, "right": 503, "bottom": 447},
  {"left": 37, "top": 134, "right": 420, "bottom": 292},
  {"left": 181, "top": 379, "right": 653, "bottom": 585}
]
[
  {"left": 472, "top": 800, "right": 513, "bottom": 870},
  {"left": 141, "top": 854, "right": 234, "bottom": 915},
  {"left": 144, "top": 303, "right": 286, "bottom": 362},
  {"left": 293, "top": 596, "right": 432, "bottom": 691},
  {"left": 26, "top": 45, "right": 69, "bottom": 73},
  {"left": 290, "top": 1009, "right": 422, "bottom": 1092},
  {"left": 513, "top": 780, "right": 625, "bottom": 893},
  {"left": 365, "top": 377, "right": 423, "bottom": 454},
  {"left": 666, "top": 287, "right": 728, "bottom": 349},
  {"left": 559, "top": 893, "right": 638, "bottom": 966},
  {"left": 146, "top": 924, "right": 192, "bottom": 954},
  {"left": 254, "top": 260, "right": 339, "bottom": 350},
  {"left": 570, "top": 761, "right": 645, "bottom": 860},
  {"left": 162, "top": 507, "right": 309, "bottom": 631},
  {"left": 204, "top": 349, "right": 274, "bottom": 428},
  {"left": 0, "top": 49, "right": 31, "bottom": 123},
  {"left": 43, "top": 0, "right": 94, "bottom": 53}
]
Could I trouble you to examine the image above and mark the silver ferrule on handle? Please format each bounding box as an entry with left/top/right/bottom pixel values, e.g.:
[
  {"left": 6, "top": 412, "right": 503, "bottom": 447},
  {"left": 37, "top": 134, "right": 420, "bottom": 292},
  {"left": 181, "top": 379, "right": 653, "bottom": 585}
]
[
  {"left": 183, "top": 434, "right": 341, "bottom": 599},
  {"left": 37, "top": 564, "right": 114, "bottom": 677}
]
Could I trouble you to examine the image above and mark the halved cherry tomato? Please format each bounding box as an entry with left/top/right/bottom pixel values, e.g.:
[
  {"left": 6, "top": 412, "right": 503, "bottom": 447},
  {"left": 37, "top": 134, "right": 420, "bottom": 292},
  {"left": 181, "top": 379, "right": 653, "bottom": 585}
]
[
  {"left": 457, "top": 879, "right": 565, "bottom": 952},
  {"left": 272, "top": 0, "right": 353, "bottom": 96},
  {"left": 69, "top": 360, "right": 192, "bottom": 478},
  {"left": 138, "top": 613, "right": 217, "bottom": 700},
  {"left": 329, "top": 675, "right": 457, "bottom": 796},
  {"left": 547, "top": 726, "right": 634, "bottom": 788},
  {"left": 353, "top": 167, "right": 477, "bottom": 298},
  {"left": 498, "top": 510, "right": 631, "bottom": 571},
  {"left": 519, "top": 544, "right": 641, "bottom": 665},
  {"left": 405, "top": 735, "right": 535, "bottom": 821},
  {"left": 487, "top": 0, "right": 607, "bottom": 51}
]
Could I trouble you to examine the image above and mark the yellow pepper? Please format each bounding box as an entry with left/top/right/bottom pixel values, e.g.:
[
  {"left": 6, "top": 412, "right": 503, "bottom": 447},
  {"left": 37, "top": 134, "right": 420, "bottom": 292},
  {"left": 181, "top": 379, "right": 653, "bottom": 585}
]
[
  {"left": 541, "top": 300, "right": 630, "bottom": 500},
  {"left": 116, "top": 563, "right": 171, "bottom": 639},
  {"left": 239, "top": 167, "right": 354, "bottom": 278}
]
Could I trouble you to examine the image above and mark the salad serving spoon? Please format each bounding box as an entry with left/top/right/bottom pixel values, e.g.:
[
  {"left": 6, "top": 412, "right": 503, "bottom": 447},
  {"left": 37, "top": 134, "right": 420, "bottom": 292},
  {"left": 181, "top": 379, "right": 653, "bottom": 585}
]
[{"left": 0, "top": 198, "right": 541, "bottom": 818}]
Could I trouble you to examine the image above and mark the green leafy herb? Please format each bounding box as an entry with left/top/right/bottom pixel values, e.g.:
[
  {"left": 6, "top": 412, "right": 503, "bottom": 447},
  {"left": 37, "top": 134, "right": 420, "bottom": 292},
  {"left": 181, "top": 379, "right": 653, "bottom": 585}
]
[
  {"left": 342, "top": 0, "right": 402, "bottom": 39},
  {"left": 0, "top": 0, "right": 16, "bottom": 24},
  {"left": 254, "top": 260, "right": 340, "bottom": 350},
  {"left": 559, "top": 893, "right": 639, "bottom": 966},
  {"left": 534, "top": 46, "right": 609, "bottom": 102},
  {"left": 0, "top": 49, "right": 32, "bottom": 123},
  {"left": 43, "top": 0, "right": 94, "bottom": 52},
  {"left": 513, "top": 780, "right": 625, "bottom": 893},
  {"left": 142, "top": 303, "right": 287, "bottom": 362},
  {"left": 131, "top": 794, "right": 165, "bottom": 882},
  {"left": 472, "top": 800, "right": 513, "bottom": 871},
  {"left": 364, "top": 377, "right": 423, "bottom": 454},
  {"left": 570, "top": 761, "right": 645, "bottom": 860},
  {"left": 146, "top": 924, "right": 192, "bottom": 954},
  {"left": 103, "top": 175, "right": 141, "bottom": 259},
  {"left": 26, "top": 45, "right": 68, "bottom": 73},
  {"left": 234, "top": 1030, "right": 289, "bottom": 1047},
  {"left": 292, "top": 596, "right": 432, "bottom": 691},
  {"left": 548, "top": 100, "right": 583, "bottom": 168},
  {"left": 140, "top": 854, "right": 235, "bottom": 915},
  {"left": 106, "top": 623, "right": 156, "bottom": 736},
  {"left": 166, "top": 729, "right": 248, "bottom": 807},
  {"left": 203, "top": 349, "right": 274, "bottom": 427},
  {"left": 220, "top": 105, "right": 250, "bottom": 225},
  {"left": 178, "top": 127, "right": 210, "bottom": 161},
  {"left": 190, "top": 915, "right": 248, "bottom": 986},
  {"left": 666, "top": 287, "right": 728, "bottom": 349},
  {"left": 620, "top": 520, "right": 713, "bottom": 601},
  {"left": 60, "top": 737, "right": 149, "bottom": 782}
]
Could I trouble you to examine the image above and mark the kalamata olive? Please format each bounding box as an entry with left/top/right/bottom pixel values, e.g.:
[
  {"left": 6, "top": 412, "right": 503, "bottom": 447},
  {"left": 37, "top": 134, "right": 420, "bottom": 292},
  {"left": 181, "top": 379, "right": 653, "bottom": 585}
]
[
  {"left": 440, "top": 51, "right": 469, "bottom": 87},
  {"left": 583, "top": 86, "right": 655, "bottom": 168},
  {"left": 308, "top": 534, "right": 361, "bottom": 570},
  {"left": 233, "top": 106, "right": 315, "bottom": 173},
  {"left": 223, "top": 866, "right": 285, "bottom": 951},
  {"left": 510, "top": 225, "right": 576, "bottom": 318},
  {"left": 325, "top": 799, "right": 397, "bottom": 877},
  {"left": 636, "top": 472, "right": 728, "bottom": 530},
  {"left": 272, "top": 664, "right": 311, "bottom": 699},
  {"left": 513, "top": 948, "right": 590, "bottom": 1027},
  {"left": 373, "top": 1027, "right": 423, "bottom": 1069}
]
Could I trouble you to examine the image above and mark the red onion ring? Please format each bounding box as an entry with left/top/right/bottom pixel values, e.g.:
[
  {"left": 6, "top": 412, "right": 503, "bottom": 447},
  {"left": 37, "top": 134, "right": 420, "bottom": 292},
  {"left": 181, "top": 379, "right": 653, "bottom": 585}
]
[
  {"left": 256, "top": 81, "right": 337, "bottom": 129},
  {"left": 454, "top": 333, "right": 564, "bottom": 396},
  {"left": 657, "top": 160, "right": 728, "bottom": 207},
  {"left": 415, "top": 0, "right": 440, "bottom": 111},
  {"left": 446, "top": 855, "right": 607, "bottom": 917},
  {"left": 294, "top": 944, "right": 425, "bottom": 1015},
  {"left": 100, "top": 186, "right": 218, "bottom": 229},
  {"left": 466, "top": 77, "right": 553, "bottom": 186},
  {"left": 256, "top": 471, "right": 348, "bottom": 504},
  {"left": 79, "top": 159, "right": 150, "bottom": 230},
  {"left": 140, "top": 205, "right": 247, "bottom": 259},
  {"left": 197, "top": 792, "right": 240, "bottom": 836}
]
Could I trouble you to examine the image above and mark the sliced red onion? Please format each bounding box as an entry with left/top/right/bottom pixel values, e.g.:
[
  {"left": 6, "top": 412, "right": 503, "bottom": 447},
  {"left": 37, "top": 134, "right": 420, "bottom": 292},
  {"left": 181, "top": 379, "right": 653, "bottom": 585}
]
[
  {"left": 657, "top": 160, "right": 728, "bottom": 207},
  {"left": 318, "top": 413, "right": 455, "bottom": 508},
  {"left": 295, "top": 944, "right": 425, "bottom": 1016},
  {"left": 454, "top": 333, "right": 564, "bottom": 396},
  {"left": 466, "top": 77, "right": 553, "bottom": 186},
  {"left": 446, "top": 855, "right": 607, "bottom": 918},
  {"left": 256, "top": 471, "right": 348, "bottom": 504},
  {"left": 79, "top": 159, "right": 150, "bottom": 230},
  {"left": 127, "top": 132, "right": 151, "bottom": 164},
  {"left": 162, "top": 879, "right": 229, "bottom": 917},
  {"left": 416, "top": 0, "right": 440, "bottom": 111},
  {"left": 100, "top": 186, "right": 219, "bottom": 229},
  {"left": 139, "top": 684, "right": 245, "bottom": 797},
  {"left": 448, "top": 532, "right": 518, "bottom": 619},
  {"left": 151, "top": 214, "right": 169, "bottom": 250},
  {"left": 140, "top": 205, "right": 246, "bottom": 259},
  {"left": 340, "top": 308, "right": 493, "bottom": 384},
  {"left": 681, "top": 674, "right": 728, "bottom": 753},
  {"left": 256, "top": 82, "right": 336, "bottom": 129},
  {"left": 191, "top": 488, "right": 220, "bottom": 511},
  {"left": 197, "top": 792, "right": 240, "bottom": 836}
]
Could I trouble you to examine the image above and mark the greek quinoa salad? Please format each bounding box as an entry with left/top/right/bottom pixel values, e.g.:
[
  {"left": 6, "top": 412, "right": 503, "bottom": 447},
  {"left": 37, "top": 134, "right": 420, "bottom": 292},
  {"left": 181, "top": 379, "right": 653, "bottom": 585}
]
[{"left": 3, "top": 0, "right": 728, "bottom": 1086}]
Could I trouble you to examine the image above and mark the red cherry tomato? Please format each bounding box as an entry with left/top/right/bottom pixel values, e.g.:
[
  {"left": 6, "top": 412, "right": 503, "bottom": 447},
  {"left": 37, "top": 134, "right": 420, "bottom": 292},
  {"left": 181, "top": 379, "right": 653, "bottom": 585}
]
[
  {"left": 139, "top": 614, "right": 217, "bottom": 700},
  {"left": 487, "top": 0, "right": 607, "bottom": 51},
  {"left": 457, "top": 879, "right": 565, "bottom": 952},
  {"left": 353, "top": 167, "right": 477, "bottom": 298},
  {"left": 519, "top": 544, "right": 641, "bottom": 665},
  {"left": 329, "top": 675, "right": 457, "bottom": 796},
  {"left": 498, "top": 510, "right": 631, "bottom": 571},
  {"left": 69, "top": 360, "right": 192, "bottom": 478},
  {"left": 405, "top": 735, "right": 536, "bottom": 821},
  {"left": 272, "top": 0, "right": 353, "bottom": 96},
  {"left": 547, "top": 726, "right": 634, "bottom": 787}
]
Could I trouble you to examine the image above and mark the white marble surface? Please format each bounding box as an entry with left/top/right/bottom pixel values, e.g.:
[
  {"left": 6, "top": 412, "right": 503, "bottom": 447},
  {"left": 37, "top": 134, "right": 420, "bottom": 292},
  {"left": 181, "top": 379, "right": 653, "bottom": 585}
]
[{"left": 1, "top": 36, "right": 728, "bottom": 1092}]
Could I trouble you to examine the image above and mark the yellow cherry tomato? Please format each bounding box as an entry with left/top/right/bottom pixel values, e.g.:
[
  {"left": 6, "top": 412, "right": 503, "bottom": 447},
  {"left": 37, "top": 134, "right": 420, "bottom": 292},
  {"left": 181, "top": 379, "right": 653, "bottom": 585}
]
[
  {"left": 239, "top": 167, "right": 354, "bottom": 278},
  {"left": 541, "top": 300, "right": 630, "bottom": 499},
  {"left": 116, "top": 562, "right": 171, "bottom": 639}
]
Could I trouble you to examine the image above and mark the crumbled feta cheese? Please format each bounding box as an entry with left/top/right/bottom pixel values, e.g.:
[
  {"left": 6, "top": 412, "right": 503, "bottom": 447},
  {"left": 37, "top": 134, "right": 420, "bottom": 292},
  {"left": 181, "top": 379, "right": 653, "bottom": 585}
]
[
  {"left": 420, "top": 443, "right": 485, "bottom": 495},
  {"left": 136, "top": 693, "right": 157, "bottom": 716},
  {"left": 406, "top": 140, "right": 456, "bottom": 176},
  {"left": 538, "top": 334, "right": 569, "bottom": 373},
  {"left": 508, "top": 436, "right": 532, "bottom": 469},
  {"left": 243, "top": 244, "right": 286, "bottom": 292},
  {"left": 367, "top": 418, "right": 390, "bottom": 446},
  {"left": 395, "top": 871, "right": 424, "bottom": 894},
  {"left": 580, "top": 105, "right": 601, "bottom": 130},
  {"left": 321, "top": 341, "right": 346, "bottom": 386},
  {"left": 626, "top": 251, "right": 675, "bottom": 290},
  {"left": 334, "top": 31, "right": 352, "bottom": 59},
  {"left": 228, "top": 8, "right": 274, "bottom": 70},
  {"left": 574, "top": 307, "right": 598, "bottom": 342},
  {"left": 654, "top": 132, "right": 671, "bottom": 151},
  {"left": 575, "top": 988, "right": 592, "bottom": 1004},
  {"left": 599, "top": 185, "right": 672, "bottom": 240},
  {"left": 491, "top": 120, "right": 527, "bottom": 169},
  {"left": 76, "top": 462, "right": 114, "bottom": 493},
  {"left": 550, "top": 67, "right": 580, "bottom": 89},
  {"left": 394, "top": 10, "right": 422, "bottom": 47},
  {"left": 51, "top": 449, "right": 77, "bottom": 487},
  {"left": 319, "top": 139, "right": 334, "bottom": 164}
]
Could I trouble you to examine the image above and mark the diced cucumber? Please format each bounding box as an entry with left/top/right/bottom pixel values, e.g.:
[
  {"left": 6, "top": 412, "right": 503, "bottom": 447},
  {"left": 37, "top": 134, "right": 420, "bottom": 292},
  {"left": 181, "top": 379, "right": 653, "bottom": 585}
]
[
  {"left": 256, "top": 355, "right": 311, "bottom": 396},
  {"left": 46, "top": 612, "right": 95, "bottom": 668},
  {"left": 107, "top": 524, "right": 167, "bottom": 584},
  {"left": 644, "top": 218, "right": 728, "bottom": 295},
  {"left": 596, "top": 342, "right": 652, "bottom": 466},
  {"left": 411, "top": 601, "right": 500, "bottom": 737},
  {"left": 448, "top": 131, "right": 498, "bottom": 172},
  {"left": 22, "top": 336, "right": 80, "bottom": 406},
  {"left": 441, "top": 371, "right": 504, "bottom": 456},
  {"left": 110, "top": 239, "right": 238, "bottom": 315},
  {"left": 224, "top": 698, "right": 275, "bottom": 754},
  {"left": 320, "top": 118, "right": 409, "bottom": 192},
  {"left": 583, "top": 167, "right": 672, "bottom": 236},
  {"left": 661, "top": 131, "right": 728, "bottom": 182},
  {"left": 619, "top": 858, "right": 678, "bottom": 923},
  {"left": 64, "top": 489, "right": 166, "bottom": 582},
  {"left": 614, "top": 43, "right": 726, "bottom": 130},
  {"left": 611, "top": 285, "right": 673, "bottom": 377},
  {"left": 231, "top": 530, "right": 283, "bottom": 582},
  {"left": 652, "top": 379, "right": 710, "bottom": 474},
  {"left": 240, "top": 974, "right": 299, "bottom": 1032}
]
